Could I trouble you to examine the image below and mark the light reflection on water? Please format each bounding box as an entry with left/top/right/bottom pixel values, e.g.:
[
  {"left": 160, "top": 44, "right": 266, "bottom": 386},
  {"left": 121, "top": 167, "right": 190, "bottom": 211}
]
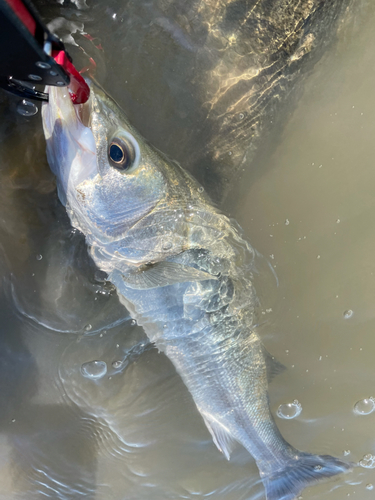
[{"left": 0, "top": 0, "right": 374, "bottom": 499}]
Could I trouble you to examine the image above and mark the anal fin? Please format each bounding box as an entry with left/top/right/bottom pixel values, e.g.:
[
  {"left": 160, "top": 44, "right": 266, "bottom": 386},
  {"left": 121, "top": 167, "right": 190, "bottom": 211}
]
[{"left": 200, "top": 410, "right": 237, "bottom": 460}]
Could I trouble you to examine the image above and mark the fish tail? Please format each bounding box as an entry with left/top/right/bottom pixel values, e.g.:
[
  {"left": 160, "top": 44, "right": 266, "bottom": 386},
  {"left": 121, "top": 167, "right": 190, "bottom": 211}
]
[{"left": 262, "top": 452, "right": 351, "bottom": 500}]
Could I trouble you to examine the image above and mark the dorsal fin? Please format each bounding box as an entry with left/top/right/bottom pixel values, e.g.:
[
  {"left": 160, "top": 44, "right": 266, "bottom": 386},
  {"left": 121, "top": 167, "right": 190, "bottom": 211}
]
[{"left": 262, "top": 346, "right": 286, "bottom": 383}]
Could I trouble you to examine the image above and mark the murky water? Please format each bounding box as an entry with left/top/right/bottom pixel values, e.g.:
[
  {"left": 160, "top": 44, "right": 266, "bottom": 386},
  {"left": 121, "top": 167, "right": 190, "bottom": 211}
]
[{"left": 0, "top": 1, "right": 375, "bottom": 499}]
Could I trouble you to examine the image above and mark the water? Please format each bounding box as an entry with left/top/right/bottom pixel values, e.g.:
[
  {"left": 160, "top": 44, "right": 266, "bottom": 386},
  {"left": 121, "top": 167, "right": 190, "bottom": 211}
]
[{"left": 0, "top": 0, "right": 375, "bottom": 499}]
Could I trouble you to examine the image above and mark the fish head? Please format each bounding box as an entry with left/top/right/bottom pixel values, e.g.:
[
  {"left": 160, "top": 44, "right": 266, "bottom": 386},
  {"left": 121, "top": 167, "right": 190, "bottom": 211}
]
[{"left": 42, "top": 79, "right": 171, "bottom": 247}]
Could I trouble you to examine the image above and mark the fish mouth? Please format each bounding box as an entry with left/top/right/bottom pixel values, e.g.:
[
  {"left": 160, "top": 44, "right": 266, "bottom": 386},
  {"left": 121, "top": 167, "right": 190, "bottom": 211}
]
[
  {"left": 50, "top": 81, "right": 97, "bottom": 154},
  {"left": 42, "top": 80, "right": 98, "bottom": 200},
  {"left": 73, "top": 102, "right": 96, "bottom": 155}
]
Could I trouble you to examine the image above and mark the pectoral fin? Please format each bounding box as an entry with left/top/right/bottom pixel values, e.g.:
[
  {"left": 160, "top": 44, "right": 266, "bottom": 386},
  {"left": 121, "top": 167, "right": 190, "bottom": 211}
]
[
  {"left": 122, "top": 261, "right": 216, "bottom": 290},
  {"left": 201, "top": 411, "right": 237, "bottom": 460}
]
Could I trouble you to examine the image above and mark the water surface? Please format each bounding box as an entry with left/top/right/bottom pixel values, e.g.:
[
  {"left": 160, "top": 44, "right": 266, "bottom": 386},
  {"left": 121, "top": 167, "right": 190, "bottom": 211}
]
[{"left": 0, "top": 1, "right": 374, "bottom": 499}]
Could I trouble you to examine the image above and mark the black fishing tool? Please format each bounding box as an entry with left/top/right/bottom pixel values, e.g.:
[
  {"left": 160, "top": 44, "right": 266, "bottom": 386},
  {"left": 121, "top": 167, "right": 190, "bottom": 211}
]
[{"left": 0, "top": 0, "right": 89, "bottom": 104}]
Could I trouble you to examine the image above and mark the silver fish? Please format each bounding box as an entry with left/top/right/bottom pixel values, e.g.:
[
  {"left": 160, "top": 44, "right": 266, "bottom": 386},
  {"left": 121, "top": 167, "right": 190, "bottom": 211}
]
[{"left": 42, "top": 81, "right": 350, "bottom": 500}]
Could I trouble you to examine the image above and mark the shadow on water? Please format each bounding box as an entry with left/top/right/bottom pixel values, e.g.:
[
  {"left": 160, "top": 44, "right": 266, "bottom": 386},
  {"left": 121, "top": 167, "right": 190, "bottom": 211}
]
[{"left": 224, "top": 0, "right": 373, "bottom": 216}]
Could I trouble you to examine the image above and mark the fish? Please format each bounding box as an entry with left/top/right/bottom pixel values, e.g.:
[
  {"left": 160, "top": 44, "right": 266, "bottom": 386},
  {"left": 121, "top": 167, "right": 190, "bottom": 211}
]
[{"left": 42, "top": 80, "right": 351, "bottom": 500}]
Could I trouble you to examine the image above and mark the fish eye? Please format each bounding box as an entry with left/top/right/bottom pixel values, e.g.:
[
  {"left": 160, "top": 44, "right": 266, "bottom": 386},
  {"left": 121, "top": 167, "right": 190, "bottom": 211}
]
[{"left": 108, "top": 138, "right": 134, "bottom": 171}]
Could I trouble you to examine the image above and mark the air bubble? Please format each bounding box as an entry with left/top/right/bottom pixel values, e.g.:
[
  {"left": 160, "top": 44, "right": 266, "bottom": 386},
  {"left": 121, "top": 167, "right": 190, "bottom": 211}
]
[
  {"left": 314, "top": 465, "right": 322, "bottom": 471},
  {"left": 81, "top": 360, "right": 107, "bottom": 379},
  {"left": 197, "top": 187, "right": 204, "bottom": 193},
  {"left": 130, "top": 319, "right": 137, "bottom": 326},
  {"left": 359, "top": 454, "right": 375, "bottom": 469},
  {"left": 84, "top": 324, "right": 92, "bottom": 332},
  {"left": 343, "top": 310, "right": 353, "bottom": 319},
  {"left": 353, "top": 398, "right": 375, "bottom": 415},
  {"left": 276, "top": 400, "right": 302, "bottom": 419},
  {"left": 366, "top": 484, "right": 373, "bottom": 490},
  {"left": 36, "top": 254, "right": 43, "bottom": 261},
  {"left": 112, "top": 360, "right": 123, "bottom": 369},
  {"left": 285, "top": 219, "right": 290, "bottom": 225},
  {"left": 162, "top": 241, "right": 173, "bottom": 251},
  {"left": 239, "top": 112, "right": 245, "bottom": 120},
  {"left": 17, "top": 100, "right": 38, "bottom": 116}
]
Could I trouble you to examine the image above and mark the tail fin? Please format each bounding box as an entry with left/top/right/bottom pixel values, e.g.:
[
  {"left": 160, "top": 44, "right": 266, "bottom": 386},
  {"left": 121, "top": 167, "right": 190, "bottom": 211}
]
[{"left": 262, "top": 452, "right": 351, "bottom": 500}]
